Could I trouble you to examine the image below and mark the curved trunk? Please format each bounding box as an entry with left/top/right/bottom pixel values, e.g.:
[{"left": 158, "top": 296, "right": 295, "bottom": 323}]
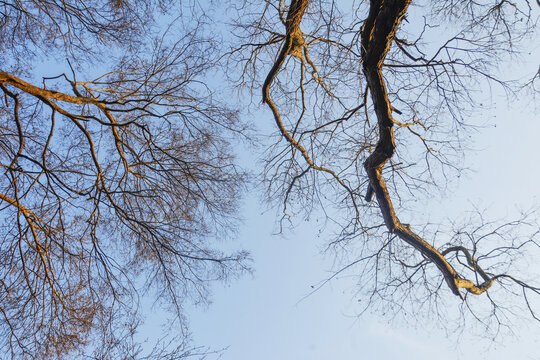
[{"left": 361, "top": 0, "right": 493, "bottom": 297}]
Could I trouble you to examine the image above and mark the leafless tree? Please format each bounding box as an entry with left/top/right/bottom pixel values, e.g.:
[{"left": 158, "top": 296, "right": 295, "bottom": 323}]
[
  {"left": 0, "top": 1, "right": 249, "bottom": 359},
  {"left": 228, "top": 0, "right": 540, "bottom": 335}
]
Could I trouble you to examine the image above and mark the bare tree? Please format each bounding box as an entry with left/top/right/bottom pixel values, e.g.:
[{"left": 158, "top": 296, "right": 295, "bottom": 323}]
[
  {"left": 0, "top": 1, "right": 249, "bottom": 359},
  {"left": 2, "top": 0, "right": 539, "bottom": 356},
  {"left": 228, "top": 0, "right": 540, "bottom": 335}
]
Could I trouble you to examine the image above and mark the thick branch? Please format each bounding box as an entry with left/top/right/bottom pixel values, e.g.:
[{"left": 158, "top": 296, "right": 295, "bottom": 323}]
[
  {"left": 360, "top": 0, "right": 498, "bottom": 298},
  {"left": 0, "top": 71, "right": 105, "bottom": 106},
  {"left": 262, "top": 0, "right": 357, "bottom": 204}
]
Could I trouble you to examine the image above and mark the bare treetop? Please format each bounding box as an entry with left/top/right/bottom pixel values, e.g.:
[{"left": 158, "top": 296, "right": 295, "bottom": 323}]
[
  {"left": 1, "top": 0, "right": 539, "bottom": 358},
  {"left": 229, "top": 0, "right": 540, "bottom": 335},
  {"left": 1, "top": 1, "right": 249, "bottom": 359}
]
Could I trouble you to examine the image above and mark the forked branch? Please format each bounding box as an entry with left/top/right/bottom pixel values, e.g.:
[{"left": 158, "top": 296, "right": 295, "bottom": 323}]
[
  {"left": 361, "top": 0, "right": 506, "bottom": 298},
  {"left": 262, "top": 0, "right": 358, "bottom": 211},
  {"left": 264, "top": 0, "right": 529, "bottom": 299}
]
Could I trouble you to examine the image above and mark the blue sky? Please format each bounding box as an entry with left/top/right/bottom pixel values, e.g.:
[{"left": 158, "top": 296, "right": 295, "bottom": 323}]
[
  {"left": 185, "top": 88, "right": 540, "bottom": 359},
  {"left": 3, "top": 1, "right": 538, "bottom": 359},
  {"left": 181, "top": 22, "right": 540, "bottom": 359}
]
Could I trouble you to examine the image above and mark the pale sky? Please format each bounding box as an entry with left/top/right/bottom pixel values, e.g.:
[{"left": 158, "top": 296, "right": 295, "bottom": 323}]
[
  {"left": 185, "top": 89, "right": 540, "bottom": 359},
  {"left": 132, "top": 2, "right": 540, "bottom": 359},
  {"left": 4, "top": 1, "right": 538, "bottom": 359},
  {"left": 182, "top": 23, "right": 540, "bottom": 360}
]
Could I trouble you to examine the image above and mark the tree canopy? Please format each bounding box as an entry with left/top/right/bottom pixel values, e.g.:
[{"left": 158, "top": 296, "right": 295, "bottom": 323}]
[
  {"left": 1, "top": 1, "right": 249, "bottom": 359},
  {"left": 1, "top": 0, "right": 539, "bottom": 359},
  {"left": 230, "top": 0, "right": 539, "bottom": 333}
]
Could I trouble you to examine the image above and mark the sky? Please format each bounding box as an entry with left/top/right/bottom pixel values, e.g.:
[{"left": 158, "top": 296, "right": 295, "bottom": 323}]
[
  {"left": 7, "top": 1, "right": 538, "bottom": 359},
  {"left": 84, "top": 2, "right": 540, "bottom": 359},
  {"left": 179, "top": 9, "right": 540, "bottom": 359},
  {"left": 183, "top": 90, "right": 540, "bottom": 360}
]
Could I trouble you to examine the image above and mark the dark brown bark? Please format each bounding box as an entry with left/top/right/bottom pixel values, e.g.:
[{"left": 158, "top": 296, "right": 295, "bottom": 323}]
[
  {"left": 262, "top": 0, "right": 507, "bottom": 298},
  {"left": 360, "top": 0, "right": 492, "bottom": 297}
]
